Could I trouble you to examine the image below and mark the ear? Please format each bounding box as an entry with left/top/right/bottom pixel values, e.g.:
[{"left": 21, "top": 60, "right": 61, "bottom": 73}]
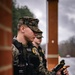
[{"left": 20, "top": 25, "right": 26, "bottom": 33}]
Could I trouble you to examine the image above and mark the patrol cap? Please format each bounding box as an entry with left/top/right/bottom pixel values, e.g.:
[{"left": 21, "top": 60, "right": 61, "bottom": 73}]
[
  {"left": 36, "top": 31, "right": 43, "bottom": 38},
  {"left": 18, "top": 16, "right": 42, "bottom": 33}
]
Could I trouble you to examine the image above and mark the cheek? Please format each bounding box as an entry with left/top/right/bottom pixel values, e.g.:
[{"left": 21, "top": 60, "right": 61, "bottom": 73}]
[
  {"left": 40, "top": 39, "right": 42, "bottom": 42},
  {"left": 25, "top": 29, "right": 35, "bottom": 37},
  {"left": 25, "top": 28, "right": 30, "bottom": 34},
  {"left": 29, "top": 30, "right": 35, "bottom": 36},
  {"left": 35, "top": 39, "right": 39, "bottom": 42}
]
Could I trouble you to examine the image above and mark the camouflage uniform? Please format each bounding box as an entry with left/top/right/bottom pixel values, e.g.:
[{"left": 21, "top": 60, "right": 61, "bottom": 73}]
[
  {"left": 12, "top": 17, "right": 56, "bottom": 75},
  {"left": 12, "top": 39, "right": 27, "bottom": 75},
  {"left": 31, "top": 45, "right": 56, "bottom": 75},
  {"left": 31, "top": 32, "right": 56, "bottom": 75},
  {"left": 12, "top": 17, "right": 42, "bottom": 75},
  {"left": 12, "top": 40, "right": 56, "bottom": 75}
]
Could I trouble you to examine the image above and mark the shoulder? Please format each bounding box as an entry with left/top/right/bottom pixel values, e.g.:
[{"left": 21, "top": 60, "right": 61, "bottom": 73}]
[
  {"left": 38, "top": 46, "right": 45, "bottom": 54},
  {"left": 12, "top": 40, "right": 19, "bottom": 57}
]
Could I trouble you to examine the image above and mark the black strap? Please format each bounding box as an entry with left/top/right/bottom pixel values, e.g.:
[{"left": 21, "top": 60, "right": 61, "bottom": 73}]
[
  {"left": 13, "top": 39, "right": 27, "bottom": 75},
  {"left": 13, "top": 39, "right": 26, "bottom": 63}
]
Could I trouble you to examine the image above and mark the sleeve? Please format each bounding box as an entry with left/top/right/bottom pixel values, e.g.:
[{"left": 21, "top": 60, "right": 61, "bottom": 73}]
[
  {"left": 12, "top": 44, "right": 19, "bottom": 57},
  {"left": 38, "top": 65, "right": 56, "bottom": 75}
]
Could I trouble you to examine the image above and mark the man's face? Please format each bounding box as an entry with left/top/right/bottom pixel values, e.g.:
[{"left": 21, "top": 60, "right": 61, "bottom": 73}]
[
  {"left": 33, "top": 37, "right": 42, "bottom": 45},
  {"left": 20, "top": 25, "right": 36, "bottom": 42}
]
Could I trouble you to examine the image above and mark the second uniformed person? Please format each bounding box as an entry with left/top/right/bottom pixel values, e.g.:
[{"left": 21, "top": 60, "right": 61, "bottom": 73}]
[{"left": 32, "top": 32, "right": 69, "bottom": 75}]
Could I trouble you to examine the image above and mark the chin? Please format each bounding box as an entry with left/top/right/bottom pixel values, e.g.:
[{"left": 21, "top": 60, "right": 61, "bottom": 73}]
[{"left": 30, "top": 39, "right": 34, "bottom": 42}]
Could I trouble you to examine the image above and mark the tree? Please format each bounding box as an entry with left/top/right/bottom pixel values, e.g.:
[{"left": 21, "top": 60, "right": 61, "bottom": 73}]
[
  {"left": 12, "top": 0, "right": 34, "bottom": 36},
  {"left": 59, "top": 36, "right": 75, "bottom": 57}
]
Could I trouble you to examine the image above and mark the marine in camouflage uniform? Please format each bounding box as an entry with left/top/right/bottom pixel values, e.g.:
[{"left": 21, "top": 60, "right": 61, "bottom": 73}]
[
  {"left": 32, "top": 32, "right": 56, "bottom": 75},
  {"left": 32, "top": 32, "right": 69, "bottom": 75},
  {"left": 12, "top": 17, "right": 42, "bottom": 75}
]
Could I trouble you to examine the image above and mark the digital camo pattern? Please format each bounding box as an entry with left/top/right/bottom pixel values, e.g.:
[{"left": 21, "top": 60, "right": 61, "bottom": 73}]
[
  {"left": 32, "top": 47, "right": 55, "bottom": 75},
  {"left": 12, "top": 44, "right": 19, "bottom": 65}
]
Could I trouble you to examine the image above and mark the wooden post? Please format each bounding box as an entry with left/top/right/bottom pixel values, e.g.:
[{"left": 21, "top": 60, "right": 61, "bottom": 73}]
[{"left": 47, "top": 0, "right": 58, "bottom": 70}]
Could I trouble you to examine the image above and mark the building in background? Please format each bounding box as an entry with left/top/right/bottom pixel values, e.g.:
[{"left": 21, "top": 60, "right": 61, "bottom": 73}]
[{"left": 0, "top": 0, "right": 12, "bottom": 75}]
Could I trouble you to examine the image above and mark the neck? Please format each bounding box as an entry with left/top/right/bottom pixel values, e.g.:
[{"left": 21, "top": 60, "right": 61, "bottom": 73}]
[
  {"left": 32, "top": 42, "right": 39, "bottom": 48},
  {"left": 16, "top": 32, "right": 27, "bottom": 45}
]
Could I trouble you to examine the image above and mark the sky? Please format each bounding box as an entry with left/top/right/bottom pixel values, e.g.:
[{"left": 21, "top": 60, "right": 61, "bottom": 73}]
[
  {"left": 16, "top": 0, "right": 75, "bottom": 44},
  {"left": 58, "top": 0, "right": 75, "bottom": 43}
]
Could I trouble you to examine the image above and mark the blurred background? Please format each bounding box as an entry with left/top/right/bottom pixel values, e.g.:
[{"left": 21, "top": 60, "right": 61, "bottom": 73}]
[
  {"left": 58, "top": 0, "right": 75, "bottom": 75},
  {"left": 12, "top": 0, "right": 75, "bottom": 75},
  {"left": 1, "top": 0, "right": 75, "bottom": 75}
]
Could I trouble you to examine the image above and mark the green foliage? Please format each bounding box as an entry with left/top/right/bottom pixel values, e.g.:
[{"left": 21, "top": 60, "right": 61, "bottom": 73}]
[{"left": 12, "top": 0, "right": 34, "bottom": 36}]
